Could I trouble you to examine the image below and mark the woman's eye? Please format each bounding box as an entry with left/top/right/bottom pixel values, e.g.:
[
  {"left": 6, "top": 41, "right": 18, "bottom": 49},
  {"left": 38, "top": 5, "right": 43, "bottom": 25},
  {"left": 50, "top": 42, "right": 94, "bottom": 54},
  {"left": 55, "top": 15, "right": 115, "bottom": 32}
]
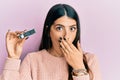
[
  {"left": 56, "top": 26, "right": 63, "bottom": 31},
  {"left": 70, "top": 27, "right": 76, "bottom": 31}
]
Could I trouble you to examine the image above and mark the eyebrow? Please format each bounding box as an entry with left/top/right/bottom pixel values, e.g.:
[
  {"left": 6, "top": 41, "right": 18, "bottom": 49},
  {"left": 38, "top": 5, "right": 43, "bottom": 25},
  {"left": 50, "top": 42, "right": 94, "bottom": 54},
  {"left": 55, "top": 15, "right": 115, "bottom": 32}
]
[
  {"left": 53, "top": 23, "right": 77, "bottom": 27},
  {"left": 54, "top": 24, "right": 63, "bottom": 27}
]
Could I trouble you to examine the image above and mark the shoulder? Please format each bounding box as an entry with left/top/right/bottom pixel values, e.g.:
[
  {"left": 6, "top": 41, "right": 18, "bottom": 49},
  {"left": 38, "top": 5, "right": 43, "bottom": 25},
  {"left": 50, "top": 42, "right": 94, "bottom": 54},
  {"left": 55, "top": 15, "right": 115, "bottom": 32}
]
[
  {"left": 84, "top": 52, "right": 96, "bottom": 60},
  {"left": 22, "top": 49, "right": 47, "bottom": 62},
  {"left": 27, "top": 49, "right": 46, "bottom": 57},
  {"left": 83, "top": 51, "right": 99, "bottom": 65}
]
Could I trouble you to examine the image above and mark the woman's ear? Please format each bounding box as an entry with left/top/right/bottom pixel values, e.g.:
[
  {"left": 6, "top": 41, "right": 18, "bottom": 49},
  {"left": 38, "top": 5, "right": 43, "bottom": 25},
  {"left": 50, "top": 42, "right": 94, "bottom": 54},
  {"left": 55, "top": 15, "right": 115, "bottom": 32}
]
[
  {"left": 46, "top": 25, "right": 48, "bottom": 28},
  {"left": 45, "top": 25, "right": 48, "bottom": 31},
  {"left": 45, "top": 25, "right": 50, "bottom": 37}
]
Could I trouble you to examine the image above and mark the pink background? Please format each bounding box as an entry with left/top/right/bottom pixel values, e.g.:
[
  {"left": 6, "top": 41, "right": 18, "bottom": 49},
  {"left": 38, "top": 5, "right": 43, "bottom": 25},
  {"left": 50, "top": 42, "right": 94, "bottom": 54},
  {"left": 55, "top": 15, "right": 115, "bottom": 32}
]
[{"left": 0, "top": 0, "right": 120, "bottom": 80}]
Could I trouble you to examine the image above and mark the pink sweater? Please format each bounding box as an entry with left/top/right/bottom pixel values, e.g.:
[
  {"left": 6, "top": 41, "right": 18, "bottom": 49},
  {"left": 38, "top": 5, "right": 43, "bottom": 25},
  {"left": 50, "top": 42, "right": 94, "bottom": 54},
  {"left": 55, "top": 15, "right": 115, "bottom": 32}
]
[{"left": 0, "top": 49, "right": 102, "bottom": 80}]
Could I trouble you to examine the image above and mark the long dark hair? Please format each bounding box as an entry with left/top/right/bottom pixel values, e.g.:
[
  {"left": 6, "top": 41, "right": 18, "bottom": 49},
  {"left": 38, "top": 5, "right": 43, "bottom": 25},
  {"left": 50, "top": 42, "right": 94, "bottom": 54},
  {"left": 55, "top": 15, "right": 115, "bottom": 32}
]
[{"left": 39, "top": 4, "right": 91, "bottom": 80}]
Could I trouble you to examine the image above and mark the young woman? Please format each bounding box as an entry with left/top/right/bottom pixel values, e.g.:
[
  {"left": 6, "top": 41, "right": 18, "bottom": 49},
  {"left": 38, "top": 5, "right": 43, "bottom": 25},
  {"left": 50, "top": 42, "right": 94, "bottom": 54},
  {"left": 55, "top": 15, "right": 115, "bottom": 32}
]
[{"left": 0, "top": 4, "right": 101, "bottom": 80}]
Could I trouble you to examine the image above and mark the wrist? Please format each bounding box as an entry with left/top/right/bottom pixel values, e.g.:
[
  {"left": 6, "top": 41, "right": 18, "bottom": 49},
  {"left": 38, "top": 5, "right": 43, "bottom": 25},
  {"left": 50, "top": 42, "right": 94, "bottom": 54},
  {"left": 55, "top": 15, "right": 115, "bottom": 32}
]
[
  {"left": 72, "top": 68, "right": 88, "bottom": 76},
  {"left": 73, "top": 63, "right": 85, "bottom": 70},
  {"left": 8, "top": 55, "right": 20, "bottom": 59}
]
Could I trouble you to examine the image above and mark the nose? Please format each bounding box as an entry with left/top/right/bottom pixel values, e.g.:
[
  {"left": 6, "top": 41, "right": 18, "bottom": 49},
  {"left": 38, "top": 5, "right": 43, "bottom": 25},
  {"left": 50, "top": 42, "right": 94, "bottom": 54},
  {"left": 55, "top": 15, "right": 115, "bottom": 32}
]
[{"left": 63, "top": 29, "right": 69, "bottom": 40}]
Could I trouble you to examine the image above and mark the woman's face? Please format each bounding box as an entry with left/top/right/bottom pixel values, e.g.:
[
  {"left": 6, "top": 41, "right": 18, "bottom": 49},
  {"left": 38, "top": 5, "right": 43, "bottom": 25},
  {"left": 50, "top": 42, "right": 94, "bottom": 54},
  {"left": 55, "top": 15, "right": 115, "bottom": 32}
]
[{"left": 50, "top": 16, "right": 77, "bottom": 49}]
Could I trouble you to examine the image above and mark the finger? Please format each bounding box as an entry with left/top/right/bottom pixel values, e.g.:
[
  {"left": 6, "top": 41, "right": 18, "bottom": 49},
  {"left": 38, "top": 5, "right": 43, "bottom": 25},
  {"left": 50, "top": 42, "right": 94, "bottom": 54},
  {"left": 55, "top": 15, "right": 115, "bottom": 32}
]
[
  {"left": 8, "top": 29, "right": 10, "bottom": 32},
  {"left": 22, "top": 38, "right": 26, "bottom": 44},
  {"left": 63, "top": 39, "right": 78, "bottom": 52},
  {"left": 77, "top": 40, "right": 81, "bottom": 51},
  {"left": 59, "top": 42, "right": 69, "bottom": 55},
  {"left": 77, "top": 40, "right": 83, "bottom": 52},
  {"left": 25, "top": 37, "right": 29, "bottom": 40},
  {"left": 64, "top": 39, "right": 82, "bottom": 54},
  {"left": 19, "top": 38, "right": 26, "bottom": 47},
  {"left": 6, "top": 30, "right": 17, "bottom": 40},
  {"left": 6, "top": 29, "right": 11, "bottom": 41},
  {"left": 59, "top": 44, "right": 70, "bottom": 59},
  {"left": 6, "top": 29, "right": 10, "bottom": 38},
  {"left": 59, "top": 45, "right": 66, "bottom": 56},
  {"left": 77, "top": 40, "right": 83, "bottom": 55},
  {"left": 15, "top": 29, "right": 27, "bottom": 33},
  {"left": 59, "top": 44, "right": 71, "bottom": 65},
  {"left": 61, "top": 39, "right": 72, "bottom": 52},
  {"left": 15, "top": 29, "right": 27, "bottom": 35}
]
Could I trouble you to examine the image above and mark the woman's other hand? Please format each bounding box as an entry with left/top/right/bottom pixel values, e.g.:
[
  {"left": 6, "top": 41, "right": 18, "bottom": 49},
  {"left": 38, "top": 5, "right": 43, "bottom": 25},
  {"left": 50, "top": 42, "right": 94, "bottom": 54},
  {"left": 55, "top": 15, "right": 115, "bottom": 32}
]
[
  {"left": 60, "top": 38, "right": 85, "bottom": 70},
  {"left": 6, "top": 30, "right": 27, "bottom": 59}
]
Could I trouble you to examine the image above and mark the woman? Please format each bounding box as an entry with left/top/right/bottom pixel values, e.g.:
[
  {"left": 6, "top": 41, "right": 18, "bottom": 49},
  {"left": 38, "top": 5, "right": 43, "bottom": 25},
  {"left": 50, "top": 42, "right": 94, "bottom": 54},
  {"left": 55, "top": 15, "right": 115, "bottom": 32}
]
[{"left": 0, "top": 4, "right": 101, "bottom": 80}]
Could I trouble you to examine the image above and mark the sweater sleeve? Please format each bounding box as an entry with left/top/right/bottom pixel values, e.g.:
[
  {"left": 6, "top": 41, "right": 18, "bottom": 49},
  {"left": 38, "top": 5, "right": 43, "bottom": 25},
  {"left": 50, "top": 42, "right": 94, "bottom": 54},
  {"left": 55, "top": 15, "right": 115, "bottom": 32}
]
[
  {"left": 73, "top": 74, "right": 90, "bottom": 80},
  {"left": 0, "top": 54, "right": 32, "bottom": 80},
  {"left": 88, "top": 54, "right": 102, "bottom": 80},
  {"left": 72, "top": 54, "right": 102, "bottom": 80}
]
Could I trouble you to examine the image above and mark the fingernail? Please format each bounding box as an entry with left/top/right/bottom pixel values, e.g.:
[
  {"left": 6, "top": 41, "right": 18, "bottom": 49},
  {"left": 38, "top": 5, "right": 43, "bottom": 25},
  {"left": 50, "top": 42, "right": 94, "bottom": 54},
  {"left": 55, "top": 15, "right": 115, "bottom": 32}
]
[
  {"left": 63, "top": 37, "right": 66, "bottom": 40},
  {"left": 59, "top": 37, "right": 62, "bottom": 40},
  {"left": 60, "top": 45, "right": 62, "bottom": 48},
  {"left": 58, "top": 40, "right": 61, "bottom": 42},
  {"left": 25, "top": 37, "right": 29, "bottom": 40},
  {"left": 58, "top": 37, "right": 62, "bottom": 42},
  {"left": 8, "top": 29, "right": 10, "bottom": 32},
  {"left": 24, "top": 29, "right": 27, "bottom": 32}
]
